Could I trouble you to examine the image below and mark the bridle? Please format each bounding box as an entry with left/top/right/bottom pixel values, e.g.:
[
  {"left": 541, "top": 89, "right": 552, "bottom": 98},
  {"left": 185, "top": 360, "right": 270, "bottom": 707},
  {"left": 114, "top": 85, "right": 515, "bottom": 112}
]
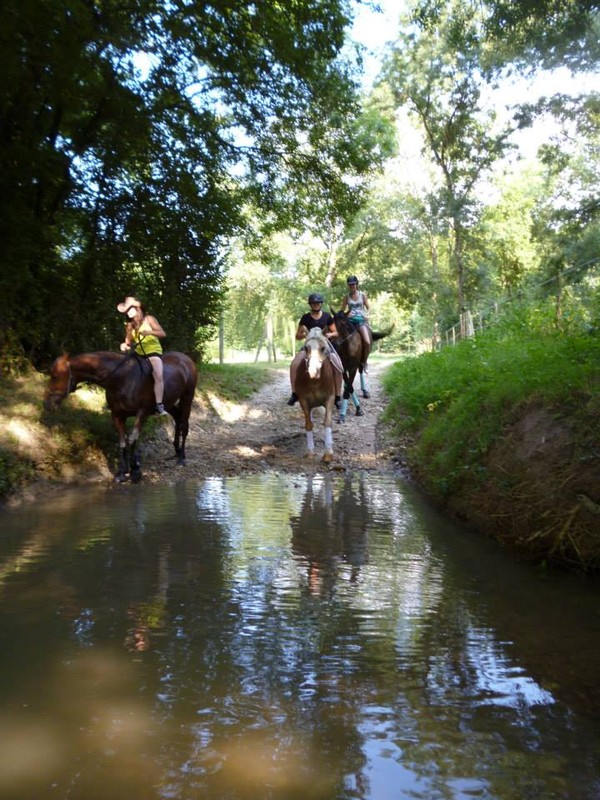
[
  {"left": 332, "top": 316, "right": 357, "bottom": 347},
  {"left": 303, "top": 334, "right": 331, "bottom": 375},
  {"left": 46, "top": 359, "right": 75, "bottom": 403}
]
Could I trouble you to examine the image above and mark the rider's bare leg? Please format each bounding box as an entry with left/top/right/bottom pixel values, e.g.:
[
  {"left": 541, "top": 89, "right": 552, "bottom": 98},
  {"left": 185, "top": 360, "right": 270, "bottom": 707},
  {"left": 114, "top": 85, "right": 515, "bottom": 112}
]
[{"left": 148, "top": 356, "right": 164, "bottom": 405}]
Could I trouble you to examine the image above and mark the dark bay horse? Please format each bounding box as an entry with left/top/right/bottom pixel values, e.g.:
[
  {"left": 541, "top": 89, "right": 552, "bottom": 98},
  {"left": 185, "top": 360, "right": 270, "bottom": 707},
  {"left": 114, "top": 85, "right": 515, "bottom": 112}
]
[
  {"left": 293, "top": 329, "right": 336, "bottom": 463},
  {"left": 44, "top": 351, "right": 198, "bottom": 482},
  {"left": 332, "top": 311, "right": 393, "bottom": 423}
]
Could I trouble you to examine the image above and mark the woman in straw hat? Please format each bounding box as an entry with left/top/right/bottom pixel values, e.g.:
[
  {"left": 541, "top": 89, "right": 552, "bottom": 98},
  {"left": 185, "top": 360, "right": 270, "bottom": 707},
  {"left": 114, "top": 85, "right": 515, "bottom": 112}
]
[{"left": 117, "top": 296, "right": 168, "bottom": 415}]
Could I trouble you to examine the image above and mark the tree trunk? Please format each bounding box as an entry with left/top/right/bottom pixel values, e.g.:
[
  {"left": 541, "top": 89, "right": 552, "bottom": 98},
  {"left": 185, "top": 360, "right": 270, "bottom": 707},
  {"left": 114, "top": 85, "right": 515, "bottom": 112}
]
[
  {"left": 453, "top": 218, "right": 466, "bottom": 314},
  {"left": 219, "top": 312, "right": 224, "bottom": 364},
  {"left": 266, "top": 316, "right": 274, "bottom": 363},
  {"left": 254, "top": 331, "right": 265, "bottom": 363}
]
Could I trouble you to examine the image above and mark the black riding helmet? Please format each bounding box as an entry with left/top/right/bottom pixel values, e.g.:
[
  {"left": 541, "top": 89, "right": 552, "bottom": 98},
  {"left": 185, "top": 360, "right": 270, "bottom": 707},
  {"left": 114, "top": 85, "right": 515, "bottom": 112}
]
[{"left": 308, "top": 292, "right": 324, "bottom": 304}]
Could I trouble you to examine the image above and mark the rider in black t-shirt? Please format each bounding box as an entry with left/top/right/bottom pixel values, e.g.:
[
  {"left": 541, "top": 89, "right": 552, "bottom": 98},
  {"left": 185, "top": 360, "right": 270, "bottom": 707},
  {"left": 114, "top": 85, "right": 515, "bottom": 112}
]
[{"left": 287, "top": 293, "right": 343, "bottom": 406}]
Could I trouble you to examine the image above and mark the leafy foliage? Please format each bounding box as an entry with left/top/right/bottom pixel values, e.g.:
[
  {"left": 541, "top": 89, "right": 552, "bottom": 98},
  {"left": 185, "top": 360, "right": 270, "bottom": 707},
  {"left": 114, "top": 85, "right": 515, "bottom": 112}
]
[{"left": 0, "top": 0, "right": 384, "bottom": 366}]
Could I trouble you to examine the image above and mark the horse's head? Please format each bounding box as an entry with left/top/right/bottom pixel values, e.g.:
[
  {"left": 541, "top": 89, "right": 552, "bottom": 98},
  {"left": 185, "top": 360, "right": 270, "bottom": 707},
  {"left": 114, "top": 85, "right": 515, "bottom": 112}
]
[
  {"left": 304, "top": 329, "right": 330, "bottom": 379},
  {"left": 332, "top": 309, "right": 355, "bottom": 335},
  {"left": 43, "top": 354, "right": 75, "bottom": 411}
]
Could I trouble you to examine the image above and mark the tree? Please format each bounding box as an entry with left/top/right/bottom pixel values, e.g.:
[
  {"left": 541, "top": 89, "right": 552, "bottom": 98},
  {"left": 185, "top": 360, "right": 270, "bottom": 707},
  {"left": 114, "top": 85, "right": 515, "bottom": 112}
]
[
  {"left": 482, "top": 0, "right": 600, "bottom": 71},
  {"left": 383, "top": 0, "right": 517, "bottom": 315},
  {"left": 0, "top": 0, "right": 381, "bottom": 367}
]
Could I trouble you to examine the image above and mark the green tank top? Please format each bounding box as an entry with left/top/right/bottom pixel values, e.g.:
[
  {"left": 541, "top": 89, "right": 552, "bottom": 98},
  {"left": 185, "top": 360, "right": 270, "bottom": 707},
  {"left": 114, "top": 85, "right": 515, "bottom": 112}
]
[{"left": 132, "top": 327, "right": 163, "bottom": 356}]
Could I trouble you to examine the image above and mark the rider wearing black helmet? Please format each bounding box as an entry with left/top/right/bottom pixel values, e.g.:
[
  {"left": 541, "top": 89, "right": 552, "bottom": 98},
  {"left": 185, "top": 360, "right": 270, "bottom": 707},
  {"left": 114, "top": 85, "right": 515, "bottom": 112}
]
[{"left": 287, "top": 292, "right": 343, "bottom": 406}]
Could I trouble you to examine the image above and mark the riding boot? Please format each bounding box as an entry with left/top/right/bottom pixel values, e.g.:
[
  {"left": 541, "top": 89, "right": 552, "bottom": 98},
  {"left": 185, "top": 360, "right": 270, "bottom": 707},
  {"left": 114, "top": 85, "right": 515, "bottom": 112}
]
[
  {"left": 155, "top": 402, "right": 168, "bottom": 415},
  {"left": 287, "top": 392, "right": 298, "bottom": 406}
]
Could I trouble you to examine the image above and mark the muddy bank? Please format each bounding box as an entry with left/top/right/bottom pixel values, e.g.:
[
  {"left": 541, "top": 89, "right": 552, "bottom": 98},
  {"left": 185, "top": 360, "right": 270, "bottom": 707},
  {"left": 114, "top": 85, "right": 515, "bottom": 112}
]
[{"left": 436, "top": 400, "right": 600, "bottom": 570}]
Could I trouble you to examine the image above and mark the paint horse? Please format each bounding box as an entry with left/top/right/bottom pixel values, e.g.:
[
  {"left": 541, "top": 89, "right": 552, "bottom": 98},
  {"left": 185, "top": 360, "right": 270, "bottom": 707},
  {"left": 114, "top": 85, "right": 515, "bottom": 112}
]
[
  {"left": 293, "top": 329, "right": 337, "bottom": 463},
  {"left": 44, "top": 351, "right": 198, "bottom": 482},
  {"left": 332, "top": 310, "right": 393, "bottom": 423}
]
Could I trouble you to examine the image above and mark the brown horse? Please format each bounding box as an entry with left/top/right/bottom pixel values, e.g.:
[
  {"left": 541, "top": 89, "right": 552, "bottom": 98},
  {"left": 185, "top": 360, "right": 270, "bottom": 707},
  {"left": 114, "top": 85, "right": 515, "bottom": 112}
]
[
  {"left": 332, "top": 310, "right": 393, "bottom": 423},
  {"left": 293, "top": 329, "right": 336, "bottom": 463},
  {"left": 44, "top": 351, "right": 198, "bottom": 482}
]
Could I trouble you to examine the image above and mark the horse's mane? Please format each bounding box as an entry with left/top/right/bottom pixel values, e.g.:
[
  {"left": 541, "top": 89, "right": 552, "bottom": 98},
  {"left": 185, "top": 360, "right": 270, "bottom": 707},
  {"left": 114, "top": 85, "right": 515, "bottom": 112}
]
[
  {"left": 305, "top": 328, "right": 329, "bottom": 344},
  {"left": 333, "top": 311, "right": 357, "bottom": 333}
]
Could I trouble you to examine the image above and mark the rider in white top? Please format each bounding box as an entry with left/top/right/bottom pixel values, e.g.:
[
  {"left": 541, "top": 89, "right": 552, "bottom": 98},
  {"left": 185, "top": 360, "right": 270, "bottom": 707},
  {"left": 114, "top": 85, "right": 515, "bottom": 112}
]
[{"left": 342, "top": 276, "right": 371, "bottom": 346}]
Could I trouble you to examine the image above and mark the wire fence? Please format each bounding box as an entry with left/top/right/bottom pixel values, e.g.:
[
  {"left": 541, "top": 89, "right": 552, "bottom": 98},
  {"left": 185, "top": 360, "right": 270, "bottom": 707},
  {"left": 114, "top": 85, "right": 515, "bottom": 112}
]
[{"left": 433, "top": 258, "right": 600, "bottom": 352}]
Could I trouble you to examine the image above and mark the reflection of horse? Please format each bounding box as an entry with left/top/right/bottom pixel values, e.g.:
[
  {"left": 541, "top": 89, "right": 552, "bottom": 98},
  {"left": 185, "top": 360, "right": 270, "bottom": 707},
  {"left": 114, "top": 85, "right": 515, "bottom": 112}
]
[
  {"left": 293, "top": 329, "right": 336, "bottom": 463},
  {"left": 290, "top": 474, "right": 370, "bottom": 596},
  {"left": 290, "top": 474, "right": 341, "bottom": 597},
  {"left": 43, "top": 351, "right": 198, "bottom": 482},
  {"left": 332, "top": 310, "right": 393, "bottom": 423}
]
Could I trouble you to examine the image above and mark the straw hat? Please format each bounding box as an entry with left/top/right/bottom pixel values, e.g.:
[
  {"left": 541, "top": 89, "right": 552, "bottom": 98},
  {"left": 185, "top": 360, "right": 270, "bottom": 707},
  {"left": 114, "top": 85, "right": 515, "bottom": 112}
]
[{"left": 117, "top": 296, "right": 141, "bottom": 313}]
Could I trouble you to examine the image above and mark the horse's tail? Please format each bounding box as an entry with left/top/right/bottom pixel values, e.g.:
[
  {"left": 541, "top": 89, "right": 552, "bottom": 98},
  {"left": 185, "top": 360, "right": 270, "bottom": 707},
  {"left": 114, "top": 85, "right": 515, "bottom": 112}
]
[{"left": 372, "top": 324, "right": 394, "bottom": 342}]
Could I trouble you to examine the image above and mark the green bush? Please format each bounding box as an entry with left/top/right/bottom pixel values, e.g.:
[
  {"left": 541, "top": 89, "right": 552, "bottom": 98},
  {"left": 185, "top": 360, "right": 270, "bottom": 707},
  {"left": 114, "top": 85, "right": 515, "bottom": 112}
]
[{"left": 382, "top": 305, "right": 599, "bottom": 495}]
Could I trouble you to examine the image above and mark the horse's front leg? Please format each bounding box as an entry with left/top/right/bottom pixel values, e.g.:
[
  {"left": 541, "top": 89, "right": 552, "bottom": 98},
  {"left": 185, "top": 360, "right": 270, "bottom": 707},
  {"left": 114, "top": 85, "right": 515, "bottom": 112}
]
[
  {"left": 113, "top": 415, "right": 130, "bottom": 482},
  {"left": 301, "top": 402, "right": 315, "bottom": 457},
  {"left": 129, "top": 439, "right": 142, "bottom": 483},
  {"left": 338, "top": 374, "right": 356, "bottom": 423},
  {"left": 127, "top": 411, "right": 146, "bottom": 483},
  {"left": 360, "top": 342, "right": 371, "bottom": 397}
]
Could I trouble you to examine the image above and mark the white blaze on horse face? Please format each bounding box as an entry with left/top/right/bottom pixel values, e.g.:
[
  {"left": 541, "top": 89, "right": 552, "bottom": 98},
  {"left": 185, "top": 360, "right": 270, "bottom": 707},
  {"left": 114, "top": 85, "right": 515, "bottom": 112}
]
[{"left": 306, "top": 336, "right": 325, "bottom": 379}]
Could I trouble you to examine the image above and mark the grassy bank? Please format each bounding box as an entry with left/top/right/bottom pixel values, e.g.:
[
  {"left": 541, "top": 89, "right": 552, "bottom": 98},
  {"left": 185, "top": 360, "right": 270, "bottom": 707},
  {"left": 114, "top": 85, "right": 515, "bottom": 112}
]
[
  {"left": 382, "top": 306, "right": 600, "bottom": 570},
  {"left": 0, "top": 362, "right": 278, "bottom": 504}
]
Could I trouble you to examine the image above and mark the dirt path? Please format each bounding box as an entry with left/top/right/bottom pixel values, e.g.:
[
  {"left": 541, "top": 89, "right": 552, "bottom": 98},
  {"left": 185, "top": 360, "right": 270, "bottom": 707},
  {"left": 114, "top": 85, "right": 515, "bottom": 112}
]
[{"left": 142, "top": 360, "right": 402, "bottom": 482}]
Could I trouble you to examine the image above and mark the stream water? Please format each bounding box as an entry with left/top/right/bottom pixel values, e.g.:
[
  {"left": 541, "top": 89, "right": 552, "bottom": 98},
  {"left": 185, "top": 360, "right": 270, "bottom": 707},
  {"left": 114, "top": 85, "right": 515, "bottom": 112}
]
[{"left": 0, "top": 472, "right": 599, "bottom": 799}]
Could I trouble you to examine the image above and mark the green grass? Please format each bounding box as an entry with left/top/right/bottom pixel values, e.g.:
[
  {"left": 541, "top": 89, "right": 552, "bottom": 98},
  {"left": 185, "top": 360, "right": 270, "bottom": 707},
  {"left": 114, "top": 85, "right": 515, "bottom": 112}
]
[
  {"left": 199, "top": 362, "right": 282, "bottom": 401},
  {"left": 382, "top": 313, "right": 600, "bottom": 496}
]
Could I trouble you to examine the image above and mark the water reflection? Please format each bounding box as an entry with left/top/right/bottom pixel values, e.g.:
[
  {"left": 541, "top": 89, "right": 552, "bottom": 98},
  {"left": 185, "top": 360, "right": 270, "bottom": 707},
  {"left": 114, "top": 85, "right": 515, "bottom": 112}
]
[
  {"left": 290, "top": 474, "right": 369, "bottom": 596},
  {"left": 0, "top": 474, "right": 599, "bottom": 799}
]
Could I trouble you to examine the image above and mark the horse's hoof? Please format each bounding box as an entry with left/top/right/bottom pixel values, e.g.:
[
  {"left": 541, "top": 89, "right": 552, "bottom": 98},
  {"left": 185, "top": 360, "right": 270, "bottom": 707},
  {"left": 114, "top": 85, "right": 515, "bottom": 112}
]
[
  {"left": 177, "top": 458, "right": 186, "bottom": 467},
  {"left": 362, "top": 391, "right": 370, "bottom": 398},
  {"left": 114, "top": 473, "right": 129, "bottom": 483},
  {"left": 322, "top": 452, "right": 333, "bottom": 463},
  {"left": 355, "top": 407, "right": 364, "bottom": 417},
  {"left": 304, "top": 451, "right": 316, "bottom": 459},
  {"left": 131, "top": 471, "right": 143, "bottom": 484}
]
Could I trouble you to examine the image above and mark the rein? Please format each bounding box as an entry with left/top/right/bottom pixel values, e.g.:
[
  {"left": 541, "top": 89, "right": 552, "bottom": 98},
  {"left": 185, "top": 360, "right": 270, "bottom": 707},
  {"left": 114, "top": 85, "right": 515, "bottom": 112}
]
[
  {"left": 333, "top": 323, "right": 358, "bottom": 347},
  {"left": 52, "top": 353, "right": 133, "bottom": 399},
  {"left": 107, "top": 353, "right": 140, "bottom": 380}
]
